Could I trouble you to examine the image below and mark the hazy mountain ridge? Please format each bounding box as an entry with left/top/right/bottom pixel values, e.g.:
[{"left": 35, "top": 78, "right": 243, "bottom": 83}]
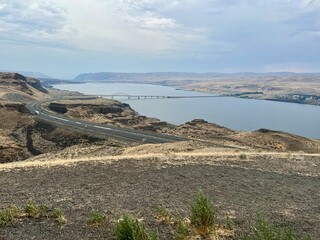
[
  {"left": 74, "top": 71, "right": 320, "bottom": 81},
  {"left": 0, "top": 70, "right": 52, "bottom": 79}
]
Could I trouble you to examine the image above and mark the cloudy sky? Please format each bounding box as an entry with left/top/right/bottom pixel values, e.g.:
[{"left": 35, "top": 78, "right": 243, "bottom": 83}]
[{"left": 0, "top": 0, "right": 319, "bottom": 78}]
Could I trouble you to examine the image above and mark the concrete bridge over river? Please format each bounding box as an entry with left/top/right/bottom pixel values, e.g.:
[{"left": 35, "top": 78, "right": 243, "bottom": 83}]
[{"left": 100, "top": 93, "right": 220, "bottom": 100}]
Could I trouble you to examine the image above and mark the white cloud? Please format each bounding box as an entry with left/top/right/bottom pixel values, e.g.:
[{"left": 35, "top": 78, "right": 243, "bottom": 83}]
[
  {"left": 49, "top": 0, "right": 218, "bottom": 55},
  {"left": 0, "top": 0, "right": 319, "bottom": 73}
]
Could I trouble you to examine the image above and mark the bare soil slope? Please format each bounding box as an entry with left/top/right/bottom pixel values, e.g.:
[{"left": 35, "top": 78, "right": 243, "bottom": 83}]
[
  {"left": 0, "top": 147, "right": 319, "bottom": 239},
  {"left": 167, "top": 119, "right": 320, "bottom": 153}
]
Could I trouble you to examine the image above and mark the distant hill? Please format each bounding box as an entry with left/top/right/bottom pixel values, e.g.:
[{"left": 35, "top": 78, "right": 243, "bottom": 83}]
[
  {"left": 0, "top": 70, "right": 52, "bottom": 79},
  {"left": 39, "top": 78, "right": 81, "bottom": 86},
  {"left": 74, "top": 72, "right": 320, "bottom": 82}
]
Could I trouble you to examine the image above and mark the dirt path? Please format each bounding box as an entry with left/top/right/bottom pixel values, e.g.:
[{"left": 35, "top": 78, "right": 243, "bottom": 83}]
[{"left": 1, "top": 151, "right": 320, "bottom": 171}]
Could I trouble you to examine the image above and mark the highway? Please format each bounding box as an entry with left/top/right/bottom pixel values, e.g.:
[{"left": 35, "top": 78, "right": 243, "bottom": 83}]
[{"left": 26, "top": 101, "right": 184, "bottom": 144}]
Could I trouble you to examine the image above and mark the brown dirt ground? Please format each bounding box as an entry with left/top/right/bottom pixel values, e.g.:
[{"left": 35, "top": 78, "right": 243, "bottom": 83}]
[
  {"left": 0, "top": 148, "right": 319, "bottom": 239},
  {"left": 167, "top": 120, "right": 320, "bottom": 154}
]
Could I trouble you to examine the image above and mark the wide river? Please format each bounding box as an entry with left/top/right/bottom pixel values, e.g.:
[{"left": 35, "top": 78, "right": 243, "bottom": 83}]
[{"left": 53, "top": 83, "right": 320, "bottom": 139}]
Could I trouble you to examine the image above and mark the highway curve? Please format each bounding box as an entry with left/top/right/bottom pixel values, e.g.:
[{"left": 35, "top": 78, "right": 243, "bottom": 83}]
[{"left": 26, "top": 101, "right": 184, "bottom": 144}]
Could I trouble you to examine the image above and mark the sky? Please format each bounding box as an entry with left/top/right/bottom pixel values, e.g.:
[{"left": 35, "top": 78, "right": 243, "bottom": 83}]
[{"left": 0, "top": 0, "right": 319, "bottom": 79}]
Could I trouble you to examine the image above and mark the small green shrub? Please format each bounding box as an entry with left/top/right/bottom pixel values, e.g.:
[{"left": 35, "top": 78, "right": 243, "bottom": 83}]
[
  {"left": 226, "top": 216, "right": 235, "bottom": 230},
  {"left": 25, "top": 201, "right": 49, "bottom": 218},
  {"left": 25, "top": 201, "right": 40, "bottom": 218},
  {"left": 239, "top": 153, "right": 247, "bottom": 160},
  {"left": 39, "top": 204, "right": 49, "bottom": 218},
  {"left": 174, "top": 219, "right": 190, "bottom": 240},
  {"left": 156, "top": 206, "right": 174, "bottom": 224},
  {"left": 190, "top": 190, "right": 216, "bottom": 236},
  {"left": 53, "top": 208, "right": 67, "bottom": 224},
  {"left": 306, "top": 235, "right": 312, "bottom": 240},
  {"left": 244, "top": 216, "right": 299, "bottom": 240},
  {"left": 149, "top": 230, "right": 159, "bottom": 240},
  {"left": 1, "top": 202, "right": 68, "bottom": 227},
  {"left": 0, "top": 206, "right": 20, "bottom": 227},
  {"left": 87, "top": 211, "right": 106, "bottom": 225},
  {"left": 115, "top": 214, "right": 158, "bottom": 240}
]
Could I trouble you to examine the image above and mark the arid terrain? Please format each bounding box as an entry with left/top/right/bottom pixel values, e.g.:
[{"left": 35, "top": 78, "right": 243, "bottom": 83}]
[
  {"left": 0, "top": 73, "right": 121, "bottom": 164},
  {"left": 72, "top": 72, "right": 320, "bottom": 105},
  {"left": 1, "top": 142, "right": 320, "bottom": 239},
  {"left": 45, "top": 98, "right": 174, "bottom": 132},
  {"left": 1, "top": 72, "right": 320, "bottom": 239},
  {"left": 162, "top": 75, "right": 320, "bottom": 106}
]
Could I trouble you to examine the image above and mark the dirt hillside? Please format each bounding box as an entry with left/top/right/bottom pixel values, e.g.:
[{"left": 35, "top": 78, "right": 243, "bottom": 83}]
[
  {"left": 0, "top": 143, "right": 319, "bottom": 239},
  {"left": 166, "top": 119, "right": 320, "bottom": 153}
]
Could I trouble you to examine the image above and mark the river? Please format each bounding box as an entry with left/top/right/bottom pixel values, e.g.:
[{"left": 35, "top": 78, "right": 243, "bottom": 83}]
[{"left": 53, "top": 83, "right": 320, "bottom": 139}]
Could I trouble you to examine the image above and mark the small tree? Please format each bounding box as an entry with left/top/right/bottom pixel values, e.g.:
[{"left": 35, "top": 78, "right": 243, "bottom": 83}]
[
  {"left": 190, "top": 190, "right": 216, "bottom": 236},
  {"left": 174, "top": 219, "right": 190, "bottom": 240},
  {"left": 115, "top": 214, "right": 158, "bottom": 240},
  {"left": 87, "top": 211, "right": 106, "bottom": 225},
  {"left": 244, "top": 215, "right": 299, "bottom": 240}
]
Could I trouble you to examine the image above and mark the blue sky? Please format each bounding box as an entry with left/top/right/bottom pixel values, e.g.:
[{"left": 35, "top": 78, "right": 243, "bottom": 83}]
[{"left": 0, "top": 0, "right": 319, "bottom": 78}]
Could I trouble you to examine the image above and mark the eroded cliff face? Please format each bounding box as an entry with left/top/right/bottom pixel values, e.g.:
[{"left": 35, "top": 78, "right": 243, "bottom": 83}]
[
  {"left": 48, "top": 102, "right": 127, "bottom": 115},
  {"left": 47, "top": 99, "right": 174, "bottom": 132},
  {"left": 0, "top": 72, "right": 48, "bottom": 95}
]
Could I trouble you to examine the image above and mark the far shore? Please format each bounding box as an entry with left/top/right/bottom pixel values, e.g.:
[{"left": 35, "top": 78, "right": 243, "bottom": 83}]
[{"left": 50, "top": 79, "right": 320, "bottom": 107}]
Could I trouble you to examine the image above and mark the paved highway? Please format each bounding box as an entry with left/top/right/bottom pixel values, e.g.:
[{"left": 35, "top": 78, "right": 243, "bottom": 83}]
[{"left": 26, "top": 101, "right": 184, "bottom": 144}]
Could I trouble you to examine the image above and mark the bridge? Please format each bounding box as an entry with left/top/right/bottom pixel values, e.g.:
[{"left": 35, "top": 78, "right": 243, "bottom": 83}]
[{"left": 100, "top": 94, "right": 220, "bottom": 100}]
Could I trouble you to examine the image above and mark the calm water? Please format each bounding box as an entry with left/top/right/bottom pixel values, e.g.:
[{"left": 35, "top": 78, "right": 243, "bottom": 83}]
[{"left": 54, "top": 83, "right": 320, "bottom": 139}]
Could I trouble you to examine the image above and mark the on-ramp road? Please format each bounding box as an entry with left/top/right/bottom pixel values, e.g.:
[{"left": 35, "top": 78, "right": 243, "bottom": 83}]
[{"left": 26, "top": 101, "right": 184, "bottom": 144}]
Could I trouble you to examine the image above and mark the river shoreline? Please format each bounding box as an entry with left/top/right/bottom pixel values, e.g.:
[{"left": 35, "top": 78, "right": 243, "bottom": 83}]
[
  {"left": 157, "top": 84, "right": 320, "bottom": 107},
  {"left": 50, "top": 80, "right": 320, "bottom": 107}
]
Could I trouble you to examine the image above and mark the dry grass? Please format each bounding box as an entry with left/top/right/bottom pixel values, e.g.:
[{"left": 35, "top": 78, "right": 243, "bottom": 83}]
[
  {"left": 1, "top": 143, "right": 320, "bottom": 175},
  {"left": 167, "top": 75, "right": 320, "bottom": 99}
]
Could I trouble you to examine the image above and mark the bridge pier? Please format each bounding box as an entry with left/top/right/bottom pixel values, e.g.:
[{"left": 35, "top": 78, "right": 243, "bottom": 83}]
[{"left": 101, "top": 94, "right": 217, "bottom": 100}]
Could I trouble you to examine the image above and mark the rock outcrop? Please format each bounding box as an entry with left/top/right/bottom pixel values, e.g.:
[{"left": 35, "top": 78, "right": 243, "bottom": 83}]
[
  {"left": 47, "top": 98, "right": 174, "bottom": 132},
  {"left": 0, "top": 72, "right": 48, "bottom": 95}
]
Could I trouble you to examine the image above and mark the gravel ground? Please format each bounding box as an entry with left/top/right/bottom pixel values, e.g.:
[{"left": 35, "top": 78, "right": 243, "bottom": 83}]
[{"left": 0, "top": 155, "right": 319, "bottom": 239}]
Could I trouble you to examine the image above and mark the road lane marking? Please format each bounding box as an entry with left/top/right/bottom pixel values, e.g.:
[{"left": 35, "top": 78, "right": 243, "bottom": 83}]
[
  {"left": 31, "top": 101, "right": 182, "bottom": 143},
  {"left": 46, "top": 115, "right": 70, "bottom": 122},
  {"left": 94, "top": 126, "right": 112, "bottom": 130}
]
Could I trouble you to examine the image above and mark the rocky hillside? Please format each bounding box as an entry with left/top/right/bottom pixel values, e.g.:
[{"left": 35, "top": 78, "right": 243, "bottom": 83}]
[
  {"left": 46, "top": 97, "right": 174, "bottom": 131},
  {"left": 0, "top": 72, "right": 52, "bottom": 105},
  {"left": 166, "top": 119, "right": 320, "bottom": 153},
  {"left": 0, "top": 73, "right": 114, "bottom": 163},
  {"left": 0, "top": 72, "right": 48, "bottom": 96}
]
